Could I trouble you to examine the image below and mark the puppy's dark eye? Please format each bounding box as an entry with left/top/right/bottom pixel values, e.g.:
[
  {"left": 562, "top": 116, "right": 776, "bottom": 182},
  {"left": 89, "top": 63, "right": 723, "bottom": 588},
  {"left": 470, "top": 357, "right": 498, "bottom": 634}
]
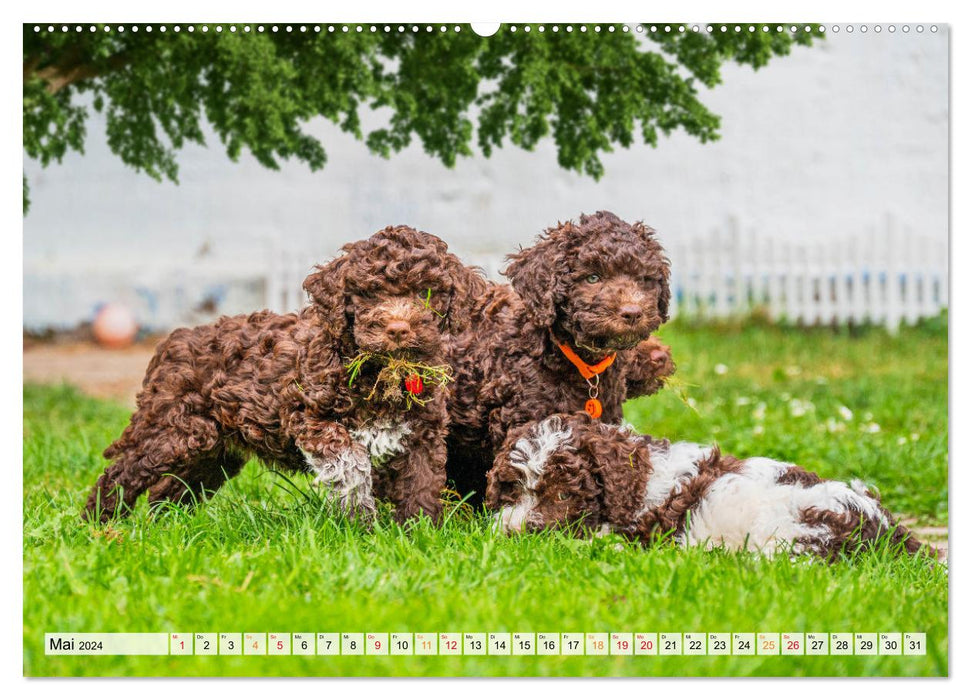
[{"left": 585, "top": 274, "right": 601, "bottom": 284}]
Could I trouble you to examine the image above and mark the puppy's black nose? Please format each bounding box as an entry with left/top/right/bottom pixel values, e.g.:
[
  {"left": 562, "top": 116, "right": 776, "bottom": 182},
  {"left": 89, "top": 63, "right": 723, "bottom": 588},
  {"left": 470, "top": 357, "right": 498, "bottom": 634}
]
[
  {"left": 385, "top": 320, "right": 412, "bottom": 343},
  {"left": 619, "top": 305, "right": 643, "bottom": 324}
]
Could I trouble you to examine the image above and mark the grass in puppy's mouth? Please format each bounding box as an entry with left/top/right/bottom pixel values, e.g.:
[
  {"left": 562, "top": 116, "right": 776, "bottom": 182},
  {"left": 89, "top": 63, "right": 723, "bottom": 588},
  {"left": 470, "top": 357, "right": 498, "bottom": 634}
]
[
  {"left": 345, "top": 352, "right": 452, "bottom": 407},
  {"left": 611, "top": 337, "right": 642, "bottom": 350}
]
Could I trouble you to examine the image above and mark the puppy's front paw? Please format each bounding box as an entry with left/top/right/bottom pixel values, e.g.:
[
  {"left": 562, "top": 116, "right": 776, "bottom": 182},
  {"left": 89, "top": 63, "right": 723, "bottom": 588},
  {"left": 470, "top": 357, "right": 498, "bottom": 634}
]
[
  {"left": 627, "top": 337, "right": 676, "bottom": 396},
  {"left": 643, "top": 337, "right": 675, "bottom": 380},
  {"left": 303, "top": 444, "right": 376, "bottom": 517}
]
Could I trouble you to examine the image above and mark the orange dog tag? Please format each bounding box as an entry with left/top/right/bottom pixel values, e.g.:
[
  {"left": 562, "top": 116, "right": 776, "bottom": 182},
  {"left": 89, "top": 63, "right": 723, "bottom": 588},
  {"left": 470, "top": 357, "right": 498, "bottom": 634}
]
[{"left": 584, "top": 398, "right": 603, "bottom": 418}]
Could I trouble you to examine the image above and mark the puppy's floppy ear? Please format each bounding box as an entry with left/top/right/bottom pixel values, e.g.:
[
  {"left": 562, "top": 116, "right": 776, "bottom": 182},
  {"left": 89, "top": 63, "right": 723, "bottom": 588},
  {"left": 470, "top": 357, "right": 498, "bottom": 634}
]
[
  {"left": 634, "top": 221, "right": 671, "bottom": 324},
  {"left": 302, "top": 255, "right": 349, "bottom": 330},
  {"left": 485, "top": 423, "right": 535, "bottom": 508},
  {"left": 590, "top": 435, "right": 652, "bottom": 526},
  {"left": 503, "top": 231, "right": 566, "bottom": 329},
  {"left": 656, "top": 264, "right": 671, "bottom": 324},
  {"left": 441, "top": 253, "right": 488, "bottom": 336},
  {"left": 485, "top": 450, "right": 522, "bottom": 509}
]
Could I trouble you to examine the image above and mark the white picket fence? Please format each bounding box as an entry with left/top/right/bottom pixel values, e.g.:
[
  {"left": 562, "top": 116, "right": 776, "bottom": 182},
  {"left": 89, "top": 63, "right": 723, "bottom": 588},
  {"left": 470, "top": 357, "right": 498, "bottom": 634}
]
[
  {"left": 663, "top": 220, "right": 948, "bottom": 330},
  {"left": 266, "top": 221, "right": 948, "bottom": 332}
]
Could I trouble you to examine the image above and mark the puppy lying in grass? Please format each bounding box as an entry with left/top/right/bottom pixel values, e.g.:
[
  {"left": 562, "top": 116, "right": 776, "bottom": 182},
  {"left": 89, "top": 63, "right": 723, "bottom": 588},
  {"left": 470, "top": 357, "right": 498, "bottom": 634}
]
[
  {"left": 487, "top": 413, "right": 934, "bottom": 560},
  {"left": 85, "top": 226, "right": 480, "bottom": 524}
]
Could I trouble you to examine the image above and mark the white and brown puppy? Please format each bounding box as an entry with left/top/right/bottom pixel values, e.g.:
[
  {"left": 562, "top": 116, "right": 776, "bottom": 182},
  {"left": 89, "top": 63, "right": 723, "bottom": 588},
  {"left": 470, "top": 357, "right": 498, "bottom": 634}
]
[{"left": 486, "top": 413, "right": 930, "bottom": 560}]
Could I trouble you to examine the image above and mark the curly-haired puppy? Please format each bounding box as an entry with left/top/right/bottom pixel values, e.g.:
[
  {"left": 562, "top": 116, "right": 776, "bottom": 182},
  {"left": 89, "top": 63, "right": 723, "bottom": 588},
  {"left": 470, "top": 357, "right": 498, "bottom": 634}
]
[
  {"left": 84, "top": 226, "right": 479, "bottom": 524},
  {"left": 446, "top": 211, "right": 676, "bottom": 505},
  {"left": 487, "top": 414, "right": 930, "bottom": 560}
]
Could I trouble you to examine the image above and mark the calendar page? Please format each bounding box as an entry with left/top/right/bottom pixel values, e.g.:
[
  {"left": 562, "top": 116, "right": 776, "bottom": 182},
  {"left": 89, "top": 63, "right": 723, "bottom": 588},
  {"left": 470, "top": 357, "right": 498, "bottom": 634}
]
[{"left": 22, "top": 18, "right": 948, "bottom": 678}]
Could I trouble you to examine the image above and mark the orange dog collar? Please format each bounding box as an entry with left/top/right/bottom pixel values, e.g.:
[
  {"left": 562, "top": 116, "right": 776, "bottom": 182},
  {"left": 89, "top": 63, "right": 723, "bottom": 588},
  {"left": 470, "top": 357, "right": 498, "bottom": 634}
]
[
  {"left": 557, "top": 343, "right": 616, "bottom": 418},
  {"left": 557, "top": 343, "right": 616, "bottom": 379}
]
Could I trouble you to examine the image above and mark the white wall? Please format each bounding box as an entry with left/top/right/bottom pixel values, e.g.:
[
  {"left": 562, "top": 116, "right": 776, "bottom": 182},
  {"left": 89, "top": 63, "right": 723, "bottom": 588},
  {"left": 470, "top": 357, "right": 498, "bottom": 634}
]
[{"left": 22, "top": 28, "right": 949, "bottom": 330}]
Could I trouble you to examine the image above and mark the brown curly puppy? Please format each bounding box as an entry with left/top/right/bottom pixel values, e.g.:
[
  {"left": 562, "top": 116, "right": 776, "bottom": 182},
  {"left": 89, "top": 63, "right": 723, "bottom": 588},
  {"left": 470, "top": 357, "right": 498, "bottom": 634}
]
[
  {"left": 445, "top": 211, "right": 676, "bottom": 505},
  {"left": 84, "top": 226, "right": 480, "bottom": 524},
  {"left": 487, "top": 413, "right": 931, "bottom": 561}
]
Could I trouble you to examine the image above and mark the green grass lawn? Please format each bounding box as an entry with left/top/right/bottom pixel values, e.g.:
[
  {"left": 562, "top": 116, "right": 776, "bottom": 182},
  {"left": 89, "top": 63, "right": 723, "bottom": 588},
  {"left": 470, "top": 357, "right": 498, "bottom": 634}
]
[{"left": 23, "top": 319, "right": 948, "bottom": 677}]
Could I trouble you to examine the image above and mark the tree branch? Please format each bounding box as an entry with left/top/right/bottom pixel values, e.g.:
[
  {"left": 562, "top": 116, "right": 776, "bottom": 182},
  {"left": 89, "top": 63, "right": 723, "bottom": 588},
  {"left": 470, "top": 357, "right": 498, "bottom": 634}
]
[{"left": 24, "top": 50, "right": 133, "bottom": 94}]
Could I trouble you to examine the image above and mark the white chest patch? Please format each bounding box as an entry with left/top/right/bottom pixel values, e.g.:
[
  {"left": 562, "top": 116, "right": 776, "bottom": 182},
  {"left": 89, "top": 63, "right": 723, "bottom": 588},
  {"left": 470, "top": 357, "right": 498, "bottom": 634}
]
[{"left": 350, "top": 422, "right": 412, "bottom": 467}]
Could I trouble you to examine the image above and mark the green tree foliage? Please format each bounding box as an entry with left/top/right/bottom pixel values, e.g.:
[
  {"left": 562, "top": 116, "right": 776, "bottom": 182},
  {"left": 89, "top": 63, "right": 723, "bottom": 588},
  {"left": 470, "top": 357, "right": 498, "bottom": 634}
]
[{"left": 23, "top": 23, "right": 821, "bottom": 211}]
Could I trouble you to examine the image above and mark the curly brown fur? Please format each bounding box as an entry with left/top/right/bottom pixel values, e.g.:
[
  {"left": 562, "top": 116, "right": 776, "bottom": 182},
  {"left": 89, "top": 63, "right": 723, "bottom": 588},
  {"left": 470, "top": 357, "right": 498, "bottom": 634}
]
[
  {"left": 485, "top": 415, "right": 653, "bottom": 532},
  {"left": 487, "top": 413, "right": 933, "bottom": 562},
  {"left": 85, "top": 225, "right": 482, "bottom": 525},
  {"left": 446, "top": 211, "right": 675, "bottom": 505}
]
